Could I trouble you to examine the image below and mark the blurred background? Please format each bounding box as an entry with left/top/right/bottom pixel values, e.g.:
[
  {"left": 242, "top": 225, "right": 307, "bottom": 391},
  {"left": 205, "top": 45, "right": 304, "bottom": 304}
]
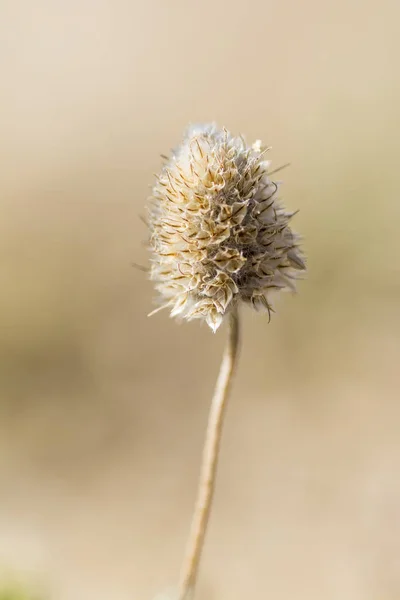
[{"left": 1, "top": 1, "right": 400, "bottom": 599}]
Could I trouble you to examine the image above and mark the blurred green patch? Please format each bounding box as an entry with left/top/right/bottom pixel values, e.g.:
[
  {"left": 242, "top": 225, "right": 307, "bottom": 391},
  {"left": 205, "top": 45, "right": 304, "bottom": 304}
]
[{"left": 0, "top": 586, "right": 45, "bottom": 600}]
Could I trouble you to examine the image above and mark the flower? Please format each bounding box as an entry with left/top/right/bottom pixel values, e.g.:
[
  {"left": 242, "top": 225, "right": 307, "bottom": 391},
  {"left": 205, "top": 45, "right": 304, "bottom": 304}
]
[{"left": 148, "top": 124, "right": 305, "bottom": 332}]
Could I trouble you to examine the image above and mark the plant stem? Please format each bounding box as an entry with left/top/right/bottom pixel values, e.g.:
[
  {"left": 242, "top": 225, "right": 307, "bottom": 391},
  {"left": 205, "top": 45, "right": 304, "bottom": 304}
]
[{"left": 177, "top": 306, "right": 241, "bottom": 600}]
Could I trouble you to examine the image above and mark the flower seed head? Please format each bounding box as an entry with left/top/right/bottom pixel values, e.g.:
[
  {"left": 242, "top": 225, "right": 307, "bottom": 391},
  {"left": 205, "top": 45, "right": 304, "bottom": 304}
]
[{"left": 148, "top": 124, "right": 305, "bottom": 332}]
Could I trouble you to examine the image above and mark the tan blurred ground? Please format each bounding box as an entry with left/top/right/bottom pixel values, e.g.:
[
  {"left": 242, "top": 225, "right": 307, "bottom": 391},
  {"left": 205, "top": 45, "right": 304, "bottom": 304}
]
[{"left": 1, "top": 1, "right": 400, "bottom": 599}]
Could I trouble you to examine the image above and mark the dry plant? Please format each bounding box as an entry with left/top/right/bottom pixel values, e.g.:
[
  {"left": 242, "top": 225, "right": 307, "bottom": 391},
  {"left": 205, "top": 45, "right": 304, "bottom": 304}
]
[{"left": 147, "top": 124, "right": 305, "bottom": 600}]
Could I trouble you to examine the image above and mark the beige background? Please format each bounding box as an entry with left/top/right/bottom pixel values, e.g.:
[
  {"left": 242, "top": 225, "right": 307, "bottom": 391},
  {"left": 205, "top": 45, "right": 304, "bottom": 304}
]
[{"left": 1, "top": 1, "right": 400, "bottom": 599}]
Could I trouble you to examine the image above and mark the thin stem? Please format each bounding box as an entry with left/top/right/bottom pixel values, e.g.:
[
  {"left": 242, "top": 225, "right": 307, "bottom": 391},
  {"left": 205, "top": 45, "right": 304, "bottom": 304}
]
[{"left": 177, "top": 306, "right": 241, "bottom": 600}]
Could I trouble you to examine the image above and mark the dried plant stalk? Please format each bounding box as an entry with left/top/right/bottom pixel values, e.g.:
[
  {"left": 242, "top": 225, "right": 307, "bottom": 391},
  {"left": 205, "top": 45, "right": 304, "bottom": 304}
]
[
  {"left": 177, "top": 306, "right": 240, "bottom": 600},
  {"left": 148, "top": 124, "right": 305, "bottom": 600}
]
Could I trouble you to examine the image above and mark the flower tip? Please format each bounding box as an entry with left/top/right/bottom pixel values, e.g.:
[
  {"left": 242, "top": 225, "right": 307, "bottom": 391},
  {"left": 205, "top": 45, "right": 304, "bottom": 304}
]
[{"left": 206, "top": 310, "right": 224, "bottom": 333}]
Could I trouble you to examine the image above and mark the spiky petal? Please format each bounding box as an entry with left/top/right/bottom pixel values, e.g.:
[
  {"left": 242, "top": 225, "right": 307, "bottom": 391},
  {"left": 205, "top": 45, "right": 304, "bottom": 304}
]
[{"left": 148, "top": 124, "right": 305, "bottom": 332}]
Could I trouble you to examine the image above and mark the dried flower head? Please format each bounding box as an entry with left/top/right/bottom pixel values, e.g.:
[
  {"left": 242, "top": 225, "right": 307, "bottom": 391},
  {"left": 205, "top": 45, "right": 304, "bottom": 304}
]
[{"left": 148, "top": 124, "right": 305, "bottom": 332}]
